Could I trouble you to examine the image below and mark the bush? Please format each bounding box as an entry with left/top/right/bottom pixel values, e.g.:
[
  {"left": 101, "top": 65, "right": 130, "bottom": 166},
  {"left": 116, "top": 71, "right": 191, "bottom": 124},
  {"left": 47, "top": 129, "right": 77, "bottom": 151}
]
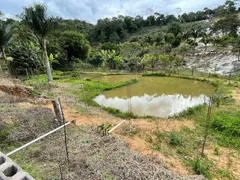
[
  {"left": 169, "top": 132, "right": 181, "bottom": 146},
  {"left": 145, "top": 135, "right": 153, "bottom": 143},
  {"left": 61, "top": 30, "right": 90, "bottom": 63},
  {"left": 214, "top": 146, "right": 220, "bottom": 155},
  {"left": 8, "top": 43, "right": 43, "bottom": 76},
  {"left": 101, "top": 42, "right": 120, "bottom": 51},
  {"left": 191, "top": 156, "right": 211, "bottom": 178}
]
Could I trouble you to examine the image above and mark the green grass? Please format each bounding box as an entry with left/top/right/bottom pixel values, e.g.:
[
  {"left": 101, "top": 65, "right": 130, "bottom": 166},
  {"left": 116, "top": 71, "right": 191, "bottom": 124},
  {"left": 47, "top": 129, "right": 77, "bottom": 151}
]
[
  {"left": 142, "top": 72, "right": 167, "bottom": 77},
  {"left": 190, "top": 156, "right": 212, "bottom": 179},
  {"left": 172, "top": 104, "right": 206, "bottom": 118},
  {"left": 169, "top": 132, "right": 181, "bottom": 146},
  {"left": 103, "top": 107, "right": 136, "bottom": 119},
  {"left": 211, "top": 111, "right": 240, "bottom": 137},
  {"left": 61, "top": 78, "right": 139, "bottom": 105}
]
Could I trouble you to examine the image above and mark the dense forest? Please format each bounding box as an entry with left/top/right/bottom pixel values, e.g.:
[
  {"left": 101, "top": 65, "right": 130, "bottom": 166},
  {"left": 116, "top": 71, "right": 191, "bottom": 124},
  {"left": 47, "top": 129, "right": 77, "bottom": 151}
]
[{"left": 0, "top": 0, "right": 240, "bottom": 80}]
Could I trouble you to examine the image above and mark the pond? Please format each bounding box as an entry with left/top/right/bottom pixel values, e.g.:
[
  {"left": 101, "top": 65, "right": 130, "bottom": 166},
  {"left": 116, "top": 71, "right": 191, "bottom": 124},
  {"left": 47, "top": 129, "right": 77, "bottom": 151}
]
[{"left": 93, "top": 75, "right": 213, "bottom": 118}]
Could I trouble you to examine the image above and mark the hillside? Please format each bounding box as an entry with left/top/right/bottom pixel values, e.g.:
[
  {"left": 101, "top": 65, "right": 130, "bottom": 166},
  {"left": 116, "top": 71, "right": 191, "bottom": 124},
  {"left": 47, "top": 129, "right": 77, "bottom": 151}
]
[{"left": 1, "top": 1, "right": 240, "bottom": 180}]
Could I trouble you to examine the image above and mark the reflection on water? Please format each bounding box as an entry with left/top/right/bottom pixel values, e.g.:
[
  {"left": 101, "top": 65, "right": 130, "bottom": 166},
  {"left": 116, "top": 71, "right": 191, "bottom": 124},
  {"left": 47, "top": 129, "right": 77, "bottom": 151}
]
[
  {"left": 94, "top": 94, "right": 209, "bottom": 118},
  {"left": 93, "top": 75, "right": 213, "bottom": 117}
]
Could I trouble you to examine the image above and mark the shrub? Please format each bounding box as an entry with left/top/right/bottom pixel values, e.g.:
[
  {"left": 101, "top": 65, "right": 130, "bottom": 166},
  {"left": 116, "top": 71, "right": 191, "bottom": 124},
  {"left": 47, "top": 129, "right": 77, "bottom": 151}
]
[
  {"left": 169, "top": 132, "right": 181, "bottom": 146},
  {"left": 145, "top": 135, "right": 153, "bottom": 143},
  {"left": 191, "top": 156, "right": 211, "bottom": 178},
  {"left": 214, "top": 146, "right": 220, "bottom": 155}
]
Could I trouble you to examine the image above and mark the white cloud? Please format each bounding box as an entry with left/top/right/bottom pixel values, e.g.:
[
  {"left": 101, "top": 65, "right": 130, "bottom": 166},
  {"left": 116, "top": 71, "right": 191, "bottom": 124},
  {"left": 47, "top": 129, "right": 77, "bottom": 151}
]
[{"left": 0, "top": 0, "right": 226, "bottom": 23}]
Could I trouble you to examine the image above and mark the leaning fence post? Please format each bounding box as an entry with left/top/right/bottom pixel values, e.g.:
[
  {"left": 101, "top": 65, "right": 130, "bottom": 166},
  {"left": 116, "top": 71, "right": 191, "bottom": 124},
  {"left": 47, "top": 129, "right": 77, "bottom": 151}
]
[{"left": 52, "top": 99, "right": 63, "bottom": 125}]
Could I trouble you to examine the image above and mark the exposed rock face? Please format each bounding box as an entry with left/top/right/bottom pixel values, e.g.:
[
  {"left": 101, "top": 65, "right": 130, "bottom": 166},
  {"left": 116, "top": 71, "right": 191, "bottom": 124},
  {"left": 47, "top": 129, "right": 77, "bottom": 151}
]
[{"left": 186, "top": 53, "right": 240, "bottom": 74}]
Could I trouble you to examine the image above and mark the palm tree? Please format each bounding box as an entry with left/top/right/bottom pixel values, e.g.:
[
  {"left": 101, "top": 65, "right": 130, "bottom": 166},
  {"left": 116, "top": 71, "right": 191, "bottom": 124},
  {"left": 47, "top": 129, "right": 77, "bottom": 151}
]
[
  {"left": 189, "top": 27, "right": 204, "bottom": 55},
  {"left": 200, "top": 34, "right": 211, "bottom": 54},
  {"left": 0, "top": 13, "right": 11, "bottom": 60},
  {"left": 22, "top": 4, "right": 53, "bottom": 82}
]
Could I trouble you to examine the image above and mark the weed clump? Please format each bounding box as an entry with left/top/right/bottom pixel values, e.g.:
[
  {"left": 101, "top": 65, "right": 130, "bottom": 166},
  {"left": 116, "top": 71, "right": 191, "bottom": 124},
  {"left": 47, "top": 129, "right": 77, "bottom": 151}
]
[
  {"left": 191, "top": 156, "right": 212, "bottom": 179},
  {"left": 169, "top": 132, "right": 181, "bottom": 146}
]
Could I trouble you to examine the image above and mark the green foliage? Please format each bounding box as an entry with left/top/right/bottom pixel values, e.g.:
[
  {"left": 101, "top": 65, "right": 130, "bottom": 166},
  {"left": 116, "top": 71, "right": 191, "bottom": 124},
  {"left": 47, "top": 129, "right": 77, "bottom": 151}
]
[
  {"left": 169, "top": 132, "right": 181, "bottom": 146},
  {"left": 214, "top": 146, "right": 220, "bottom": 155},
  {"left": 167, "top": 22, "right": 182, "bottom": 37},
  {"left": 191, "top": 156, "right": 212, "bottom": 178},
  {"left": 175, "top": 104, "right": 205, "bottom": 117},
  {"left": 100, "top": 49, "right": 123, "bottom": 69},
  {"left": 22, "top": 4, "right": 53, "bottom": 39},
  {"left": 211, "top": 111, "right": 240, "bottom": 137},
  {"left": 101, "top": 42, "right": 120, "bottom": 51},
  {"left": 212, "top": 80, "right": 231, "bottom": 107},
  {"left": 152, "top": 131, "right": 166, "bottom": 151},
  {"left": 142, "top": 72, "right": 167, "bottom": 77},
  {"left": 103, "top": 107, "right": 136, "bottom": 119},
  {"left": 8, "top": 43, "right": 43, "bottom": 75},
  {"left": 109, "top": 31, "right": 120, "bottom": 43},
  {"left": 120, "top": 42, "right": 142, "bottom": 58},
  {"left": 212, "top": 14, "right": 240, "bottom": 35},
  {"left": 0, "top": 123, "right": 12, "bottom": 147},
  {"left": 0, "top": 15, "right": 12, "bottom": 60},
  {"left": 145, "top": 135, "right": 153, "bottom": 143},
  {"left": 61, "top": 30, "right": 90, "bottom": 63},
  {"left": 62, "top": 77, "right": 138, "bottom": 106}
]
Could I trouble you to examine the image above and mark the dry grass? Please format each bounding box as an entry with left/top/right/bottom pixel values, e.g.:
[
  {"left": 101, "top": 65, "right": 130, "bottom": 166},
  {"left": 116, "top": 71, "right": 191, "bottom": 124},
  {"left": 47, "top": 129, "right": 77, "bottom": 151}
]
[{"left": 26, "top": 126, "right": 205, "bottom": 180}]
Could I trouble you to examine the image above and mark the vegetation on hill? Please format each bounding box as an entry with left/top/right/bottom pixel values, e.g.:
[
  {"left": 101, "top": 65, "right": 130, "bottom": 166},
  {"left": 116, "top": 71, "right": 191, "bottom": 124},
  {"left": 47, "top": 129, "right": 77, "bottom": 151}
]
[
  {"left": 0, "top": 0, "right": 240, "bottom": 79},
  {"left": 0, "top": 0, "right": 240, "bottom": 179}
]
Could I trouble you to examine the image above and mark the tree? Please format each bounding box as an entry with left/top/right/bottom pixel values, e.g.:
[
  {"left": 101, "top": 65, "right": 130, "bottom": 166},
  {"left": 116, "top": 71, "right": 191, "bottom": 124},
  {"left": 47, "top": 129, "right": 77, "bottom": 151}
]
[
  {"left": 224, "top": 0, "right": 237, "bottom": 13},
  {"left": 0, "top": 13, "right": 11, "bottom": 60},
  {"left": 141, "top": 54, "right": 160, "bottom": 71},
  {"left": 188, "top": 26, "right": 204, "bottom": 54},
  {"left": 61, "top": 30, "right": 90, "bottom": 64},
  {"left": 100, "top": 50, "right": 118, "bottom": 69},
  {"left": 101, "top": 42, "right": 120, "bottom": 51},
  {"left": 200, "top": 34, "right": 212, "bottom": 54},
  {"left": 8, "top": 43, "right": 43, "bottom": 76},
  {"left": 159, "top": 54, "right": 175, "bottom": 74},
  {"left": 212, "top": 14, "right": 240, "bottom": 35},
  {"left": 175, "top": 44, "right": 190, "bottom": 61},
  {"left": 22, "top": 4, "right": 54, "bottom": 82},
  {"left": 168, "top": 22, "right": 182, "bottom": 37},
  {"left": 109, "top": 31, "right": 120, "bottom": 43}
]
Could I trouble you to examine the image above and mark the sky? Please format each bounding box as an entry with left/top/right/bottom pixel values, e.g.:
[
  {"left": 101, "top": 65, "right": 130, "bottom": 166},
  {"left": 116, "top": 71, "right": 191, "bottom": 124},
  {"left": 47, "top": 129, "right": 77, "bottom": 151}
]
[{"left": 0, "top": 0, "right": 227, "bottom": 23}]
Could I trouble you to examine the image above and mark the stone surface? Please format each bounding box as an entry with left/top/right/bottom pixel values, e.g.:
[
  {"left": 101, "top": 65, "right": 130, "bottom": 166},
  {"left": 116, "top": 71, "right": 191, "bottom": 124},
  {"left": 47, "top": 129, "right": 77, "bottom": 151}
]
[{"left": 0, "top": 152, "right": 34, "bottom": 180}]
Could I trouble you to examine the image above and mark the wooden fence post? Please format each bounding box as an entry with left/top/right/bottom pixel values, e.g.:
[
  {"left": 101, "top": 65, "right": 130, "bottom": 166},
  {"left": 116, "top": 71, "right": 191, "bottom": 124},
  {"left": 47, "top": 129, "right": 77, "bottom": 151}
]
[{"left": 52, "top": 99, "right": 63, "bottom": 125}]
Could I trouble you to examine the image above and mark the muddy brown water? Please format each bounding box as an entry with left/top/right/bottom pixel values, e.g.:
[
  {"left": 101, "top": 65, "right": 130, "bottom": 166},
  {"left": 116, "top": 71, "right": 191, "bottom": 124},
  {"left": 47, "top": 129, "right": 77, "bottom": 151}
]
[{"left": 93, "top": 75, "right": 214, "bottom": 118}]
